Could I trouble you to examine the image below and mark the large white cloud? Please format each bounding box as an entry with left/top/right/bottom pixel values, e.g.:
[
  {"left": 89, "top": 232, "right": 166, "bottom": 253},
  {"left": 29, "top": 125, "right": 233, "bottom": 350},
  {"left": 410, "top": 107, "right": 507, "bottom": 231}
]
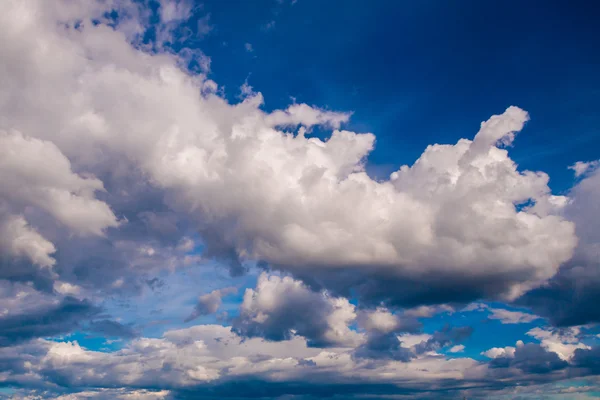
[{"left": 0, "top": 0, "right": 577, "bottom": 306}]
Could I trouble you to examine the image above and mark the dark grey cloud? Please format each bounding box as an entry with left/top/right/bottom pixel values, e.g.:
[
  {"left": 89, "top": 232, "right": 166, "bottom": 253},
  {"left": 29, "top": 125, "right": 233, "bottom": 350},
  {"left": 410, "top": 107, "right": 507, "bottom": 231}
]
[
  {"left": 0, "top": 296, "right": 99, "bottom": 347},
  {"left": 489, "top": 343, "right": 568, "bottom": 374},
  {"left": 572, "top": 346, "right": 600, "bottom": 374},
  {"left": 414, "top": 325, "right": 473, "bottom": 354},
  {"left": 354, "top": 331, "right": 413, "bottom": 362}
]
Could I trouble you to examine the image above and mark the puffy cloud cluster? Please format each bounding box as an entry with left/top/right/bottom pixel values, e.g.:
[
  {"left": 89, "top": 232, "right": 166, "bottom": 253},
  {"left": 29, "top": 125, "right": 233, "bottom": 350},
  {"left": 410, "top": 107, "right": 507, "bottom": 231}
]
[
  {"left": 0, "top": 0, "right": 599, "bottom": 398},
  {"left": 0, "top": 131, "right": 119, "bottom": 269},
  {"left": 0, "top": 0, "right": 578, "bottom": 311},
  {"left": 233, "top": 273, "right": 360, "bottom": 347}
]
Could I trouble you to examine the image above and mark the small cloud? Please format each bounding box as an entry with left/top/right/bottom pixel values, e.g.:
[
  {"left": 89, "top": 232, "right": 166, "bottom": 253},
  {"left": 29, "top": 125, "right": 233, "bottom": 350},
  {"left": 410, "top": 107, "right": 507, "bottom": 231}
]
[
  {"left": 569, "top": 160, "right": 599, "bottom": 177},
  {"left": 262, "top": 20, "right": 276, "bottom": 31},
  {"left": 245, "top": 42, "right": 254, "bottom": 52},
  {"left": 185, "top": 287, "right": 238, "bottom": 323},
  {"left": 197, "top": 14, "right": 213, "bottom": 37},
  {"left": 487, "top": 308, "right": 540, "bottom": 324},
  {"left": 449, "top": 344, "right": 465, "bottom": 353}
]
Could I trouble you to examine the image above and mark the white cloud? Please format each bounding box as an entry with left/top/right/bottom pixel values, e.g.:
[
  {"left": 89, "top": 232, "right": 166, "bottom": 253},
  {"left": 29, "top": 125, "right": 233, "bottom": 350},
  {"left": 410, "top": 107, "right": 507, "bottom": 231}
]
[
  {"left": 449, "top": 344, "right": 465, "bottom": 353},
  {"left": 1, "top": 325, "right": 481, "bottom": 395},
  {"left": 0, "top": 213, "right": 56, "bottom": 268},
  {"left": 234, "top": 273, "right": 361, "bottom": 347},
  {"left": 0, "top": 0, "right": 578, "bottom": 307},
  {"left": 526, "top": 327, "right": 590, "bottom": 361},
  {"left": 357, "top": 307, "right": 402, "bottom": 334},
  {"left": 487, "top": 307, "right": 540, "bottom": 324},
  {"left": 398, "top": 333, "right": 432, "bottom": 349},
  {"left": 481, "top": 344, "right": 518, "bottom": 359},
  {"left": 0, "top": 130, "right": 119, "bottom": 236},
  {"left": 569, "top": 160, "right": 599, "bottom": 177}
]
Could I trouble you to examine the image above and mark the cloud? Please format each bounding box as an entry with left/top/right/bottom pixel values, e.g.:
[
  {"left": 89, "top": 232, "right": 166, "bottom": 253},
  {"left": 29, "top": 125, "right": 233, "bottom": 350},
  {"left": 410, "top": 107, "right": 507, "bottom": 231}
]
[
  {"left": 352, "top": 308, "right": 422, "bottom": 361},
  {"left": 3, "top": 322, "right": 597, "bottom": 399},
  {"left": 467, "top": 303, "right": 541, "bottom": 324},
  {"left": 526, "top": 327, "right": 590, "bottom": 361},
  {"left": 519, "top": 165, "right": 600, "bottom": 326},
  {"left": 87, "top": 319, "right": 138, "bottom": 339},
  {"left": 0, "top": 2, "right": 598, "bottom": 398},
  {"left": 232, "top": 273, "right": 360, "bottom": 347},
  {"left": 569, "top": 160, "right": 599, "bottom": 177},
  {"left": 449, "top": 345, "right": 464, "bottom": 353},
  {"left": 482, "top": 344, "right": 518, "bottom": 359},
  {"left": 244, "top": 42, "right": 253, "bottom": 52},
  {"left": 0, "top": 296, "right": 99, "bottom": 347},
  {"left": 493, "top": 343, "right": 569, "bottom": 374},
  {"left": 413, "top": 325, "right": 473, "bottom": 354},
  {"left": 487, "top": 308, "right": 540, "bottom": 324},
  {"left": 0, "top": 213, "right": 56, "bottom": 268},
  {"left": 0, "top": 0, "right": 578, "bottom": 314},
  {"left": 185, "top": 287, "right": 237, "bottom": 322},
  {"left": 0, "top": 130, "right": 119, "bottom": 270},
  {"left": 0, "top": 324, "right": 480, "bottom": 398}
]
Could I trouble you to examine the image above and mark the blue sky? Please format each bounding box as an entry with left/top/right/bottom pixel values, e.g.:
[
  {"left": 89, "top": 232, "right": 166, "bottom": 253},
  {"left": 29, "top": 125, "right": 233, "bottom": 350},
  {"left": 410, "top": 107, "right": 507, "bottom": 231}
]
[
  {"left": 1, "top": 1, "right": 600, "bottom": 399},
  {"left": 194, "top": 0, "right": 600, "bottom": 190}
]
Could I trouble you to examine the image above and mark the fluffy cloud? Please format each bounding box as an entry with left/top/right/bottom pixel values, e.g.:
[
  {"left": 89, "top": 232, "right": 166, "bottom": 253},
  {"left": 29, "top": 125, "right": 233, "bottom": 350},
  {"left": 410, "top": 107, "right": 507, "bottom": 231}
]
[
  {"left": 0, "top": 324, "right": 484, "bottom": 398},
  {"left": 232, "top": 273, "right": 360, "bottom": 347},
  {"left": 0, "top": 131, "right": 118, "bottom": 269},
  {"left": 0, "top": 1, "right": 599, "bottom": 398},
  {"left": 185, "top": 287, "right": 237, "bottom": 322},
  {"left": 526, "top": 327, "right": 590, "bottom": 361},
  {"left": 0, "top": 0, "right": 578, "bottom": 312},
  {"left": 0, "top": 213, "right": 56, "bottom": 268},
  {"left": 2, "top": 323, "right": 599, "bottom": 400},
  {"left": 482, "top": 344, "right": 519, "bottom": 359},
  {"left": 520, "top": 164, "right": 600, "bottom": 326}
]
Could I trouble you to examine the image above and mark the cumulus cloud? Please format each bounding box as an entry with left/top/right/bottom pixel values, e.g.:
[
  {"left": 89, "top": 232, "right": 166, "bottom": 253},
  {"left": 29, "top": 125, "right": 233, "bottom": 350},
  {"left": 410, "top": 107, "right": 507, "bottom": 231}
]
[
  {"left": 413, "top": 325, "right": 473, "bottom": 355},
  {"left": 0, "top": 130, "right": 119, "bottom": 269},
  {"left": 0, "top": 131, "right": 119, "bottom": 236},
  {"left": 0, "top": 213, "right": 56, "bottom": 268},
  {"left": 0, "top": 0, "right": 578, "bottom": 313},
  {"left": 184, "top": 286, "right": 237, "bottom": 322},
  {"left": 449, "top": 345, "right": 465, "bottom": 353},
  {"left": 0, "top": 1, "right": 598, "bottom": 398},
  {"left": 232, "top": 273, "right": 360, "bottom": 347},
  {"left": 3, "top": 323, "right": 598, "bottom": 400},
  {"left": 0, "top": 324, "right": 484, "bottom": 398},
  {"left": 481, "top": 343, "right": 519, "bottom": 359},
  {"left": 526, "top": 327, "right": 590, "bottom": 361},
  {"left": 519, "top": 164, "right": 600, "bottom": 326}
]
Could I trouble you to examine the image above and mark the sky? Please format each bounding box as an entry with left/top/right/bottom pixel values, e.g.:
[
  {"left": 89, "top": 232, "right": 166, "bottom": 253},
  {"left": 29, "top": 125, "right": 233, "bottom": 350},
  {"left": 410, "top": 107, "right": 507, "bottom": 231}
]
[{"left": 1, "top": 0, "right": 600, "bottom": 399}]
